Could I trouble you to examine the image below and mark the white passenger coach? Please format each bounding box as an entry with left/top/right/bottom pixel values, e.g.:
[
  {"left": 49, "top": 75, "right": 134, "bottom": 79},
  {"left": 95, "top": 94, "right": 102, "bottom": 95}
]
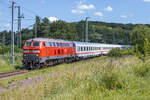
[{"left": 73, "top": 42, "right": 132, "bottom": 58}]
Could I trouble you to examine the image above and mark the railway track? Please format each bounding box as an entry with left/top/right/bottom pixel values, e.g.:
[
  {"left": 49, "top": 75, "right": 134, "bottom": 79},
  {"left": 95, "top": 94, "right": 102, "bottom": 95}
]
[{"left": 0, "top": 70, "right": 29, "bottom": 79}]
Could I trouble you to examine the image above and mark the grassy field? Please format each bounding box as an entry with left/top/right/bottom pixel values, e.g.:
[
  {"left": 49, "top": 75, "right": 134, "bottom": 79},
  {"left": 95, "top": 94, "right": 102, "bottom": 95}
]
[
  {"left": 1, "top": 56, "right": 150, "bottom": 100},
  {"left": 0, "top": 53, "right": 22, "bottom": 73}
]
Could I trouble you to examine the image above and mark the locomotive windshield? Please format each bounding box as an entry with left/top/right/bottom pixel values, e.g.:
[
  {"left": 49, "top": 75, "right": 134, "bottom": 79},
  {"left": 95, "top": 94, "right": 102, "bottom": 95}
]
[
  {"left": 33, "top": 42, "right": 40, "bottom": 47},
  {"left": 25, "top": 42, "right": 31, "bottom": 47}
]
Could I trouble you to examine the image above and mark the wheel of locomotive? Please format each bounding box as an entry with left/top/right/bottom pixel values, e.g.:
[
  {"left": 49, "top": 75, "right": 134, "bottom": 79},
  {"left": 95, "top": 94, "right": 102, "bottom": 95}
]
[
  {"left": 36, "top": 63, "right": 41, "bottom": 69},
  {"left": 28, "top": 63, "right": 33, "bottom": 70},
  {"left": 26, "top": 65, "right": 31, "bottom": 70}
]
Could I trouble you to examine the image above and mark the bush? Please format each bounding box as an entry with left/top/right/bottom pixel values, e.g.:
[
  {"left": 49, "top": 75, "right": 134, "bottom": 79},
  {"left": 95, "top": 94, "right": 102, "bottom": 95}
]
[
  {"left": 100, "top": 72, "right": 125, "bottom": 90},
  {"left": 0, "top": 43, "right": 22, "bottom": 54},
  {"left": 108, "top": 48, "right": 134, "bottom": 57},
  {"left": 133, "top": 64, "right": 150, "bottom": 77},
  {"left": 122, "top": 48, "right": 135, "bottom": 55},
  {"left": 108, "top": 48, "right": 124, "bottom": 57}
]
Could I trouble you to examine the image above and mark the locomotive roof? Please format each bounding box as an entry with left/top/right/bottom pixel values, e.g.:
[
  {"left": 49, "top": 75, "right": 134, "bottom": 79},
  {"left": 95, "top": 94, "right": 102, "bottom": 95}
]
[{"left": 27, "top": 38, "right": 72, "bottom": 43}]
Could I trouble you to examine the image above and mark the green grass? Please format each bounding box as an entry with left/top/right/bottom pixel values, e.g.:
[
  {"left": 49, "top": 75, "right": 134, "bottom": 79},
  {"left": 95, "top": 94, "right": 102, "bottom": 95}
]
[
  {"left": 1, "top": 56, "right": 150, "bottom": 100},
  {"left": 0, "top": 53, "right": 22, "bottom": 73}
]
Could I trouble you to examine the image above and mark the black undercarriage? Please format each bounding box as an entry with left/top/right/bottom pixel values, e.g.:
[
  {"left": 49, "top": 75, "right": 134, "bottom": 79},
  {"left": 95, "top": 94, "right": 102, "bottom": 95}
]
[{"left": 22, "top": 55, "right": 100, "bottom": 70}]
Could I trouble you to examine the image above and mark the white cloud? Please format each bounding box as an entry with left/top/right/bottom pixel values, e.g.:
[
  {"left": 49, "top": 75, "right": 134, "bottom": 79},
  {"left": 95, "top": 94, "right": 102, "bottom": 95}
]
[
  {"left": 78, "top": 4, "right": 95, "bottom": 10},
  {"left": 48, "top": 17, "right": 58, "bottom": 22},
  {"left": 120, "top": 15, "right": 128, "bottom": 19},
  {"left": 94, "top": 12, "right": 103, "bottom": 17},
  {"left": 78, "top": 0, "right": 87, "bottom": 4},
  {"left": 143, "top": 0, "right": 150, "bottom": 2},
  {"left": 71, "top": 0, "right": 95, "bottom": 14},
  {"left": 4, "top": 24, "right": 11, "bottom": 28},
  {"left": 104, "top": 6, "right": 113, "bottom": 12},
  {"left": 71, "top": 9, "right": 84, "bottom": 14}
]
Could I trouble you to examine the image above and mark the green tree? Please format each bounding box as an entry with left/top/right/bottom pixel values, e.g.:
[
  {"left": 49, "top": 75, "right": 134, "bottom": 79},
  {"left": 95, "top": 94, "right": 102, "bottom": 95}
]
[
  {"left": 143, "top": 38, "right": 150, "bottom": 57},
  {"left": 131, "top": 25, "right": 150, "bottom": 52},
  {"left": 134, "top": 44, "right": 141, "bottom": 57}
]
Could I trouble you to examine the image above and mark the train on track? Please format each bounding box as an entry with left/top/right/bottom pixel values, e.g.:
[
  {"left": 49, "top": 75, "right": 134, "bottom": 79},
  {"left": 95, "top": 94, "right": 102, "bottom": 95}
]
[{"left": 22, "top": 38, "right": 132, "bottom": 69}]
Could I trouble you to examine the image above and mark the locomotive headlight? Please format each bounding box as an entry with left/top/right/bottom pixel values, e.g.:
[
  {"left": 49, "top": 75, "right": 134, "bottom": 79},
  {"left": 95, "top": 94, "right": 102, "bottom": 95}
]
[{"left": 32, "top": 50, "right": 40, "bottom": 53}]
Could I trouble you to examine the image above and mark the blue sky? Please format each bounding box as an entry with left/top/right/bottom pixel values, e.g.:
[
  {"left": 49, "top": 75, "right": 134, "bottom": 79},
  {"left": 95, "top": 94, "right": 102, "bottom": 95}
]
[{"left": 1, "top": 0, "right": 150, "bottom": 31}]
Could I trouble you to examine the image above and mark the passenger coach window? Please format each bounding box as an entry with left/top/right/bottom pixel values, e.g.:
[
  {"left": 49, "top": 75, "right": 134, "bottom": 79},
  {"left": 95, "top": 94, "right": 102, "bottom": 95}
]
[
  {"left": 66, "top": 43, "right": 69, "bottom": 47},
  {"left": 60, "top": 43, "right": 63, "bottom": 47},
  {"left": 81, "top": 47, "right": 83, "bottom": 51},
  {"left": 56, "top": 43, "right": 59, "bottom": 47},
  {"left": 61, "top": 43, "right": 64, "bottom": 47},
  {"left": 25, "top": 42, "right": 31, "bottom": 47},
  {"left": 77, "top": 47, "right": 79, "bottom": 51},
  {"left": 49, "top": 42, "right": 52, "bottom": 47},
  {"left": 33, "top": 42, "right": 40, "bottom": 47},
  {"left": 73, "top": 43, "right": 75, "bottom": 47},
  {"left": 53, "top": 43, "right": 56, "bottom": 47}
]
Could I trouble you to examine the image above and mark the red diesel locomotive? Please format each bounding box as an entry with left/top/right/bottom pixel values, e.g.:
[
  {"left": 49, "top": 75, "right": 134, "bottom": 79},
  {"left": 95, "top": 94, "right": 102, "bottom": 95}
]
[{"left": 22, "top": 38, "right": 75, "bottom": 69}]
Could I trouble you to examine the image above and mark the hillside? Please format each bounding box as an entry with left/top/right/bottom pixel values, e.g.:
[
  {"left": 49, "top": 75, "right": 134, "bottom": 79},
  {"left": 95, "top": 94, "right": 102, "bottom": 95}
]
[{"left": 0, "top": 56, "right": 150, "bottom": 100}]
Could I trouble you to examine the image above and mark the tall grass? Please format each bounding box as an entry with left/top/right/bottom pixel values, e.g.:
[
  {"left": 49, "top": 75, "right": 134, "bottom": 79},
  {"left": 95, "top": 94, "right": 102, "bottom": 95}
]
[
  {"left": 0, "top": 53, "right": 22, "bottom": 73},
  {"left": 1, "top": 56, "right": 150, "bottom": 100}
]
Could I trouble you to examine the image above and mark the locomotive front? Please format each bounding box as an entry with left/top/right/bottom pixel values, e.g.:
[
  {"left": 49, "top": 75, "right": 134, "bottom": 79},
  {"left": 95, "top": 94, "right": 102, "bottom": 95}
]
[{"left": 22, "top": 39, "right": 43, "bottom": 69}]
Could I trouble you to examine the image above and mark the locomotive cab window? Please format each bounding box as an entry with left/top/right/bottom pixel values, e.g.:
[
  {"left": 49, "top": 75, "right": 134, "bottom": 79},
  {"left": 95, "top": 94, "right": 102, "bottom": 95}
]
[
  {"left": 25, "top": 42, "right": 31, "bottom": 47},
  {"left": 33, "top": 42, "right": 40, "bottom": 47}
]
